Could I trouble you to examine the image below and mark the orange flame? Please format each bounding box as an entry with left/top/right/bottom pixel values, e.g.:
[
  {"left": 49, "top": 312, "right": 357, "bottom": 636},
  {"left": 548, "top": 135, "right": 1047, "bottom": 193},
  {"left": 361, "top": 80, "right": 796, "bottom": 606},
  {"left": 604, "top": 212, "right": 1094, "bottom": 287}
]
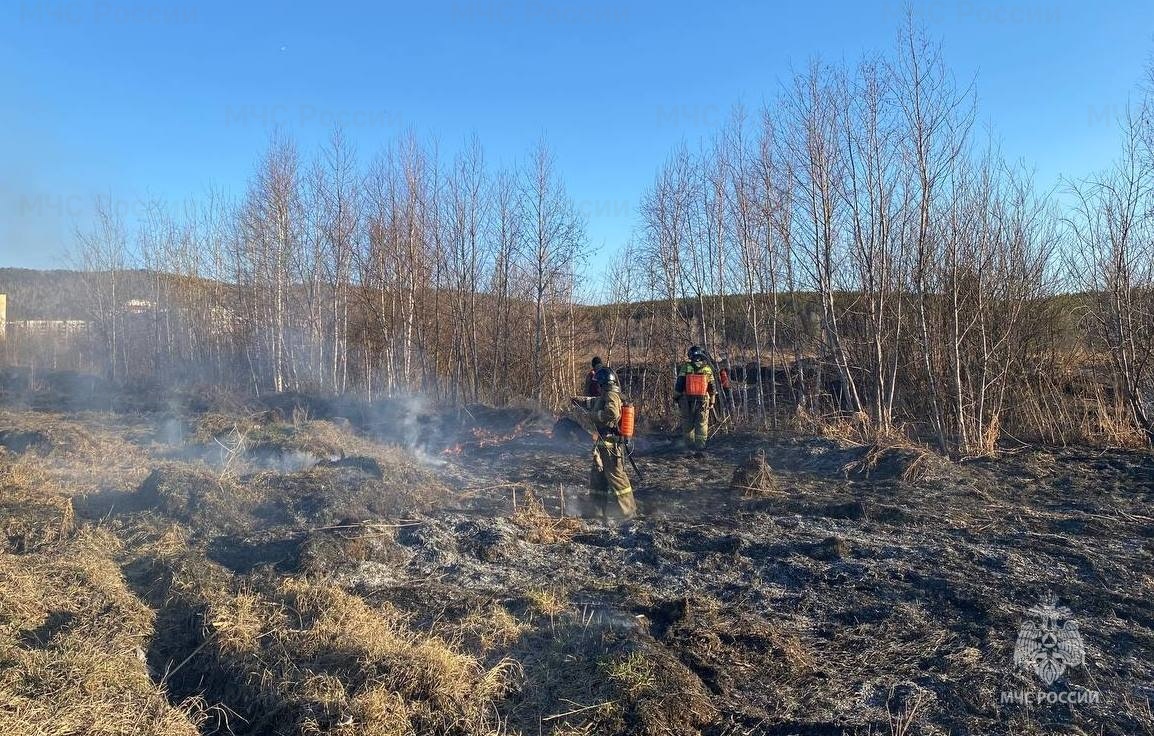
[{"left": 470, "top": 426, "right": 525, "bottom": 447}]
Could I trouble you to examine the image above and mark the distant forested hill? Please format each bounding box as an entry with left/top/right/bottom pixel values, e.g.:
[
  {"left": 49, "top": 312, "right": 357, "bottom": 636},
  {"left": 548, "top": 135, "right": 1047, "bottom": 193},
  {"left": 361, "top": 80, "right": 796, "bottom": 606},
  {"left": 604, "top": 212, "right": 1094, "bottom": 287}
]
[{"left": 0, "top": 269, "right": 158, "bottom": 320}]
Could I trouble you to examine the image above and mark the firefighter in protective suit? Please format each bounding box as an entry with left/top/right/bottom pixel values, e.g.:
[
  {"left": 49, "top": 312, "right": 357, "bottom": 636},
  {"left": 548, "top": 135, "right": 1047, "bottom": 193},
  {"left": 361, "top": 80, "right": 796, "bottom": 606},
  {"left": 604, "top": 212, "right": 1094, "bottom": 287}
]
[
  {"left": 583, "top": 356, "right": 604, "bottom": 398},
  {"left": 579, "top": 367, "right": 637, "bottom": 520},
  {"left": 674, "top": 345, "right": 715, "bottom": 452}
]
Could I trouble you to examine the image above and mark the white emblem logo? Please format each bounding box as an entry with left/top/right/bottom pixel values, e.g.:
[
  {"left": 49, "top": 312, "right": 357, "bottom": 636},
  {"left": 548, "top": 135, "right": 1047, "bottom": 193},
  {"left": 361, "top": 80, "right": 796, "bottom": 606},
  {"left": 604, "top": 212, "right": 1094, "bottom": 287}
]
[{"left": 1013, "top": 596, "right": 1086, "bottom": 686}]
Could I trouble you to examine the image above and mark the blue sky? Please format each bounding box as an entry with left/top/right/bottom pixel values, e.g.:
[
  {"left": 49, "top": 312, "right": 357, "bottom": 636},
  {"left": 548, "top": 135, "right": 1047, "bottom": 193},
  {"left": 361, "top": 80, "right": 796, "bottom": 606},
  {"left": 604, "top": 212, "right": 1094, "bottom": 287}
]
[{"left": 2, "top": 0, "right": 1152, "bottom": 272}]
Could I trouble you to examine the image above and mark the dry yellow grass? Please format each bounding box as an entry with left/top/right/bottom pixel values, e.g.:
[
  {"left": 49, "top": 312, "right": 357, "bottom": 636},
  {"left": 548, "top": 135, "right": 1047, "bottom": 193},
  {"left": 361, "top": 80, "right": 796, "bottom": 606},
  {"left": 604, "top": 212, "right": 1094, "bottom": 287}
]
[
  {"left": 455, "top": 603, "right": 529, "bottom": 653},
  {"left": 0, "top": 411, "right": 155, "bottom": 494},
  {"left": 0, "top": 449, "right": 80, "bottom": 554},
  {"left": 206, "top": 590, "right": 270, "bottom": 655},
  {"left": 605, "top": 651, "right": 657, "bottom": 698},
  {"left": 841, "top": 441, "right": 930, "bottom": 481},
  {"left": 601, "top": 645, "right": 717, "bottom": 734},
  {"left": 196, "top": 412, "right": 418, "bottom": 466},
  {"left": 0, "top": 531, "right": 205, "bottom": 735},
  {"left": 1079, "top": 392, "right": 1150, "bottom": 448},
  {"left": 193, "top": 411, "right": 259, "bottom": 442},
  {"left": 731, "top": 448, "right": 779, "bottom": 496},
  {"left": 511, "top": 491, "right": 584, "bottom": 544},
  {"left": 791, "top": 406, "right": 948, "bottom": 481},
  {"left": 140, "top": 550, "right": 519, "bottom": 735},
  {"left": 792, "top": 405, "right": 871, "bottom": 446},
  {"left": 524, "top": 587, "right": 570, "bottom": 620}
]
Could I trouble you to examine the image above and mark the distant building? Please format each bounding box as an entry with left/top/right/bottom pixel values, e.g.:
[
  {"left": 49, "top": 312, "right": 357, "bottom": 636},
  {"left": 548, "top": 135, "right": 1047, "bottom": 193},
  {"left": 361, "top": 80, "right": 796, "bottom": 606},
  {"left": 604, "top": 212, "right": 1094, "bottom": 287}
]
[
  {"left": 0, "top": 293, "right": 164, "bottom": 337},
  {"left": 209, "top": 305, "right": 237, "bottom": 330},
  {"left": 9, "top": 320, "right": 89, "bottom": 336},
  {"left": 0, "top": 291, "right": 88, "bottom": 338},
  {"left": 124, "top": 299, "right": 156, "bottom": 315}
]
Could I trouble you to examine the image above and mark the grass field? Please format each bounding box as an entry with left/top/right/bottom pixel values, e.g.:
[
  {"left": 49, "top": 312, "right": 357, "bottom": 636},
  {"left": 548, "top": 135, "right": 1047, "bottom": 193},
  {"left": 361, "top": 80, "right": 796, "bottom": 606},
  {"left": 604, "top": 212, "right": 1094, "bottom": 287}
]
[{"left": 1, "top": 399, "right": 1151, "bottom": 735}]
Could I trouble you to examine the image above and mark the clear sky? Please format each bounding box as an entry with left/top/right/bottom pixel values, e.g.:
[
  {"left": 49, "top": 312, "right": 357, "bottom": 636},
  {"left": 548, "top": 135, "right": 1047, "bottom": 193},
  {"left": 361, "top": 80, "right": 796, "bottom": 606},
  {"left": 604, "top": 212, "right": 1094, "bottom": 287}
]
[{"left": 2, "top": 0, "right": 1152, "bottom": 272}]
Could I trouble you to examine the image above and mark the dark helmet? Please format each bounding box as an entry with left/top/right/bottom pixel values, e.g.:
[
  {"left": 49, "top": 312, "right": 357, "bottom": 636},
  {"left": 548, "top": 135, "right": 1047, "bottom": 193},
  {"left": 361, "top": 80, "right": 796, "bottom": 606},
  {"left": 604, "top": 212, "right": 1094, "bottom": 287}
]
[
  {"left": 594, "top": 367, "right": 617, "bottom": 386},
  {"left": 687, "top": 345, "right": 705, "bottom": 361},
  {"left": 591, "top": 356, "right": 604, "bottom": 369}
]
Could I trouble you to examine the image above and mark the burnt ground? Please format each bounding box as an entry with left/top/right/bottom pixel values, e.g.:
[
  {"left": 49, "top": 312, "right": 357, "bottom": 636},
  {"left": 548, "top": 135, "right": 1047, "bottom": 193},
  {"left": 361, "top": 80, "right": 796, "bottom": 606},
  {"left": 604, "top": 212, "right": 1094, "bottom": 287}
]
[
  {"left": 360, "top": 426, "right": 1154, "bottom": 735},
  {"left": 2, "top": 402, "right": 1153, "bottom": 735}
]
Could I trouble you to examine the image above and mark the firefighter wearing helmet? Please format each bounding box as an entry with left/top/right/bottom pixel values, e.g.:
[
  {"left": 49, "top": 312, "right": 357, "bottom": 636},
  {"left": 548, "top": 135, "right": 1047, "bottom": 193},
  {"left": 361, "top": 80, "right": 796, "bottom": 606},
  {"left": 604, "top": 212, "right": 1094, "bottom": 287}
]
[
  {"left": 583, "top": 356, "right": 604, "bottom": 397},
  {"left": 583, "top": 366, "right": 637, "bottom": 520},
  {"left": 673, "top": 345, "right": 715, "bottom": 453}
]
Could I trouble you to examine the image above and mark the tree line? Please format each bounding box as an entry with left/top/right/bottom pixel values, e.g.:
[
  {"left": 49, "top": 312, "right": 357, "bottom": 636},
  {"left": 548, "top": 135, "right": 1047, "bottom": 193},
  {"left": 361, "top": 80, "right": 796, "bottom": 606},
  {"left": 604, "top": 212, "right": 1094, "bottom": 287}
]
[
  {"left": 42, "top": 133, "right": 590, "bottom": 408},
  {"left": 4, "top": 22, "right": 1153, "bottom": 454},
  {"left": 594, "top": 24, "right": 1154, "bottom": 454}
]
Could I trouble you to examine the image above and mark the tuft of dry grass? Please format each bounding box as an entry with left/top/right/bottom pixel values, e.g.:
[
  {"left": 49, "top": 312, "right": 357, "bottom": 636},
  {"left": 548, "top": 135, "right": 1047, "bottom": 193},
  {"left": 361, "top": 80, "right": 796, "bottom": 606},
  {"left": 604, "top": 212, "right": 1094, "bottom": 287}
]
[
  {"left": 731, "top": 448, "right": 779, "bottom": 496},
  {"left": 456, "top": 603, "right": 529, "bottom": 653},
  {"left": 601, "top": 644, "right": 718, "bottom": 735},
  {"left": 792, "top": 406, "right": 872, "bottom": 446},
  {"left": 605, "top": 651, "right": 657, "bottom": 697},
  {"left": 511, "top": 491, "right": 584, "bottom": 544},
  {"left": 192, "top": 412, "right": 259, "bottom": 443},
  {"left": 840, "top": 438, "right": 946, "bottom": 483},
  {"left": 342, "top": 685, "right": 411, "bottom": 736},
  {"left": 895, "top": 449, "right": 937, "bottom": 483},
  {"left": 525, "top": 587, "right": 570, "bottom": 618},
  {"left": 207, "top": 590, "right": 271, "bottom": 655}
]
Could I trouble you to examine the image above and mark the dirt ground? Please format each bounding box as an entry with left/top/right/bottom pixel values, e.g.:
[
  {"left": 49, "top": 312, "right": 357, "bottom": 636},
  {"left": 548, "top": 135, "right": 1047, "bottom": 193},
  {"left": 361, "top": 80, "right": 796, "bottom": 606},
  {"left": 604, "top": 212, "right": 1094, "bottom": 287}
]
[{"left": 1, "top": 399, "right": 1152, "bottom": 735}]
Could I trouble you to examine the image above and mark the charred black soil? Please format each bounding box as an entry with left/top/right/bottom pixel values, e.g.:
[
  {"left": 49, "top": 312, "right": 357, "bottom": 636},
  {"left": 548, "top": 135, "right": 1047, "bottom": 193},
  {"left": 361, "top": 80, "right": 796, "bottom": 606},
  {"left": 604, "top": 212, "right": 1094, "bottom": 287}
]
[{"left": 2, "top": 402, "right": 1152, "bottom": 735}]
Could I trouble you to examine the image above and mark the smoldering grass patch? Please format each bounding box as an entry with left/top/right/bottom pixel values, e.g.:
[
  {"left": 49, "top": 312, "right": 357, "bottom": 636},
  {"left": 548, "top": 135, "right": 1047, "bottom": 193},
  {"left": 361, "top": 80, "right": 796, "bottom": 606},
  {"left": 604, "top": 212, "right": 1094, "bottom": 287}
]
[
  {"left": 4, "top": 407, "right": 1154, "bottom": 735},
  {"left": 186, "top": 408, "right": 460, "bottom": 479},
  {"left": 86, "top": 435, "right": 450, "bottom": 541},
  {"left": 296, "top": 521, "right": 417, "bottom": 579}
]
